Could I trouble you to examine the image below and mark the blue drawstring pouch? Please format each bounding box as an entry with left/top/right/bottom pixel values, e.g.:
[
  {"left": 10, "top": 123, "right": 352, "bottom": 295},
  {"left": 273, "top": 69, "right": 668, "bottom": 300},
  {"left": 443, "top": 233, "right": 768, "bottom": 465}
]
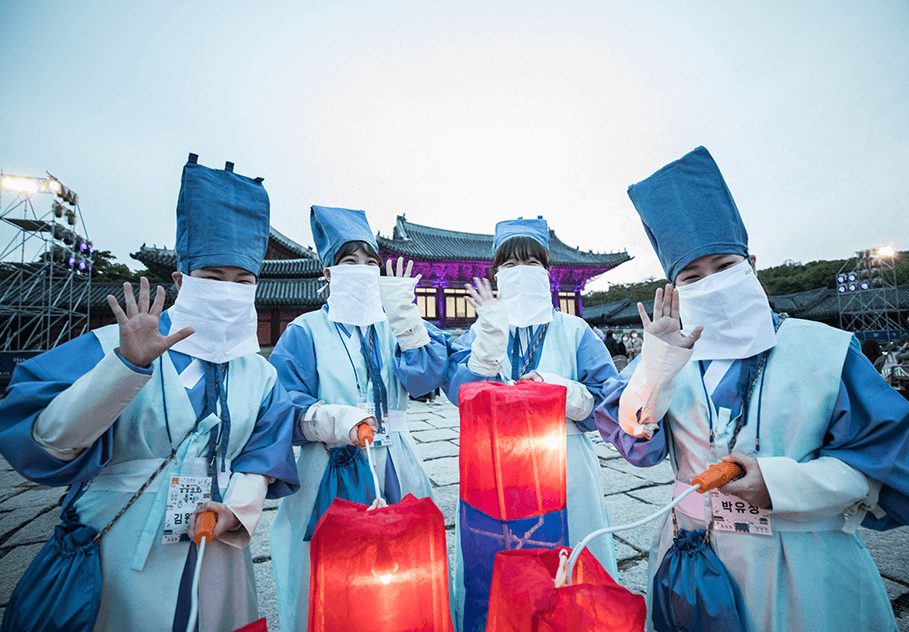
[
  {"left": 2, "top": 484, "right": 101, "bottom": 632},
  {"left": 651, "top": 522, "right": 749, "bottom": 632},
  {"left": 304, "top": 445, "right": 376, "bottom": 541}
]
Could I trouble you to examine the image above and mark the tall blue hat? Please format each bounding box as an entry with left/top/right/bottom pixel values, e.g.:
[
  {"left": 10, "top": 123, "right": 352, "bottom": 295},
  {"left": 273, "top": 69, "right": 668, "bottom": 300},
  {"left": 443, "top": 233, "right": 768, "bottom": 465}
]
[
  {"left": 493, "top": 217, "right": 549, "bottom": 253},
  {"left": 175, "top": 154, "right": 269, "bottom": 276},
  {"left": 310, "top": 206, "right": 378, "bottom": 266},
  {"left": 627, "top": 146, "right": 748, "bottom": 282}
]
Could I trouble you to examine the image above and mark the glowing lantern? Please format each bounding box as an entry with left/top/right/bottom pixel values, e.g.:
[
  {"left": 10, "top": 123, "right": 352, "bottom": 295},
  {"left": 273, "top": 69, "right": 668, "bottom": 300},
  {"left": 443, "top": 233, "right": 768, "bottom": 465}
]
[
  {"left": 486, "top": 547, "right": 646, "bottom": 632},
  {"left": 457, "top": 381, "right": 568, "bottom": 632},
  {"left": 308, "top": 494, "right": 454, "bottom": 632}
]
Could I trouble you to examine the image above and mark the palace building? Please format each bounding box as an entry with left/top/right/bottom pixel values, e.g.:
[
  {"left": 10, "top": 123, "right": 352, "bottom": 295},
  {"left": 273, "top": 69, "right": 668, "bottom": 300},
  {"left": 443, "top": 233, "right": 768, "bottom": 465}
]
[{"left": 129, "top": 215, "right": 631, "bottom": 345}]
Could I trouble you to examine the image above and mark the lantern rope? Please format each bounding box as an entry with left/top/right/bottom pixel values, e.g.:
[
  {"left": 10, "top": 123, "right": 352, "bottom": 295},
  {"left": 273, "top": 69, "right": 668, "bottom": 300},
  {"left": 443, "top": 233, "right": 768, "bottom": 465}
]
[
  {"left": 564, "top": 484, "right": 701, "bottom": 585},
  {"left": 363, "top": 437, "right": 388, "bottom": 510}
]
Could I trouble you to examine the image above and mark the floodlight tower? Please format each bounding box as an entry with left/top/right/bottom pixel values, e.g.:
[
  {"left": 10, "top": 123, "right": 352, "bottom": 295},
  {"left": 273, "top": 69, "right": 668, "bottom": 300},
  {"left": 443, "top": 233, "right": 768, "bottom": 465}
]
[
  {"left": 0, "top": 172, "right": 93, "bottom": 351},
  {"left": 835, "top": 247, "right": 904, "bottom": 341}
]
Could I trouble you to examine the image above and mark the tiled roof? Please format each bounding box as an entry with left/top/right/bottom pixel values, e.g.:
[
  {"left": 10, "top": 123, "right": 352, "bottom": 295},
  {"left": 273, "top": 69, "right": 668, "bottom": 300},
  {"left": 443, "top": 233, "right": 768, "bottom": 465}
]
[
  {"left": 267, "top": 226, "right": 317, "bottom": 260},
  {"left": 255, "top": 278, "right": 325, "bottom": 307},
  {"left": 377, "top": 215, "right": 631, "bottom": 269},
  {"left": 0, "top": 277, "right": 325, "bottom": 311}
]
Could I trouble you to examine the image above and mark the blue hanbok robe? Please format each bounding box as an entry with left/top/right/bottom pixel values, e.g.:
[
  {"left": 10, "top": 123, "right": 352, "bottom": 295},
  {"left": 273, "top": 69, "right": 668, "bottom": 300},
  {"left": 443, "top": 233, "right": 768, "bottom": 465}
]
[
  {"left": 0, "top": 312, "right": 299, "bottom": 632},
  {"left": 595, "top": 317, "right": 909, "bottom": 632},
  {"left": 268, "top": 305, "right": 452, "bottom": 632},
  {"left": 444, "top": 310, "right": 619, "bottom": 632}
]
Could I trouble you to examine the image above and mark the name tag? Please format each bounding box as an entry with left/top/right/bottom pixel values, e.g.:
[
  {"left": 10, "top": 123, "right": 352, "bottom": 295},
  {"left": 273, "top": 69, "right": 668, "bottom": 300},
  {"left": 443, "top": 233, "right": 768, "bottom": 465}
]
[
  {"left": 162, "top": 475, "right": 212, "bottom": 544},
  {"left": 711, "top": 489, "right": 772, "bottom": 536}
]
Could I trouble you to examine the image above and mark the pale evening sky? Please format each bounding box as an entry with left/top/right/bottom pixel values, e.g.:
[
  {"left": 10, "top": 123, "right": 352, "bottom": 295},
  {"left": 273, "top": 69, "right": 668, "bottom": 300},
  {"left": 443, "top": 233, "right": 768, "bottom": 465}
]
[{"left": 1, "top": 1, "right": 906, "bottom": 292}]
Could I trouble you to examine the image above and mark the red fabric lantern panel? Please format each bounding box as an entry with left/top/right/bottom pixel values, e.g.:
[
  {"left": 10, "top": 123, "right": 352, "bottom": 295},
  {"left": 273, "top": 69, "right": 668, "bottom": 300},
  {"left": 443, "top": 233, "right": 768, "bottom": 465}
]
[
  {"left": 309, "top": 494, "right": 454, "bottom": 632},
  {"left": 458, "top": 381, "right": 567, "bottom": 520},
  {"left": 486, "top": 547, "right": 646, "bottom": 632},
  {"left": 232, "top": 618, "right": 267, "bottom": 632}
]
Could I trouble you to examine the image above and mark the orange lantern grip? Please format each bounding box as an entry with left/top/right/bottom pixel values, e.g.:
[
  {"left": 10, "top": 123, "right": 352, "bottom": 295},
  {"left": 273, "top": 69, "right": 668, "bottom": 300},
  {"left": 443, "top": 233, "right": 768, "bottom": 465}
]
[
  {"left": 691, "top": 461, "right": 745, "bottom": 493},
  {"left": 357, "top": 423, "right": 374, "bottom": 446},
  {"left": 194, "top": 510, "right": 217, "bottom": 546}
]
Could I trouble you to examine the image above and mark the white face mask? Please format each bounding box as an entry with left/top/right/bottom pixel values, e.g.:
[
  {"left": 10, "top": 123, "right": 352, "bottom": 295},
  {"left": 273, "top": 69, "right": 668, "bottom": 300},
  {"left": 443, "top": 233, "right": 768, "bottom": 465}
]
[
  {"left": 168, "top": 275, "right": 260, "bottom": 364},
  {"left": 326, "top": 264, "right": 385, "bottom": 327},
  {"left": 495, "top": 265, "right": 554, "bottom": 328},
  {"left": 676, "top": 258, "right": 776, "bottom": 361}
]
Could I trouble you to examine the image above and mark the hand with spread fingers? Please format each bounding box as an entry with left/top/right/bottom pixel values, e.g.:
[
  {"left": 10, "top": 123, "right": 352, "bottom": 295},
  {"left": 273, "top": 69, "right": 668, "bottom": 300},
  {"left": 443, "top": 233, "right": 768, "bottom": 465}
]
[
  {"left": 385, "top": 256, "right": 421, "bottom": 282},
  {"left": 106, "top": 276, "right": 195, "bottom": 368},
  {"left": 638, "top": 283, "right": 703, "bottom": 349},
  {"left": 465, "top": 277, "right": 497, "bottom": 309}
]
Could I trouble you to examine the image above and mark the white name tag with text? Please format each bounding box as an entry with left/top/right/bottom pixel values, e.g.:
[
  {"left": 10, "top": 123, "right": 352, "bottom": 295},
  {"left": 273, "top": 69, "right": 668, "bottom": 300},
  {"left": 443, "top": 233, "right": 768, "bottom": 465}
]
[
  {"left": 162, "top": 475, "right": 212, "bottom": 544},
  {"left": 711, "top": 489, "right": 772, "bottom": 536}
]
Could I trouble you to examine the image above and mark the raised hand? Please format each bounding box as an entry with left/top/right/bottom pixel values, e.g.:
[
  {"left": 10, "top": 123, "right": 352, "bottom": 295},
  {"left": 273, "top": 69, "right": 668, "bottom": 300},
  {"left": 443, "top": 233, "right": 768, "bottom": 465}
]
[
  {"left": 386, "top": 257, "right": 421, "bottom": 282},
  {"left": 465, "top": 277, "right": 497, "bottom": 309},
  {"left": 637, "top": 283, "right": 703, "bottom": 349},
  {"left": 106, "top": 276, "right": 194, "bottom": 368}
]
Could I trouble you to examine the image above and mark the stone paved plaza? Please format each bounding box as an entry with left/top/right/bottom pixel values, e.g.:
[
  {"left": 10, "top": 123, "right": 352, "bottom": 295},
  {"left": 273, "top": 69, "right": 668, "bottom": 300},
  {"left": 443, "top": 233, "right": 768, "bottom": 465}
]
[{"left": 1, "top": 394, "right": 907, "bottom": 630}]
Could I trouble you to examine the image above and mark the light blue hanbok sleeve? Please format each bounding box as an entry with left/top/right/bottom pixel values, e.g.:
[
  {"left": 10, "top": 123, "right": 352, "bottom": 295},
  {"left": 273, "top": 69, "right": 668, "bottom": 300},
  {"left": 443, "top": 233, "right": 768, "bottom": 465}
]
[
  {"left": 390, "top": 322, "right": 453, "bottom": 398},
  {"left": 0, "top": 334, "right": 115, "bottom": 486},
  {"left": 442, "top": 328, "right": 499, "bottom": 406},
  {"left": 268, "top": 324, "right": 319, "bottom": 447},
  {"left": 573, "top": 326, "right": 621, "bottom": 432},
  {"left": 232, "top": 379, "right": 301, "bottom": 498},
  {"left": 595, "top": 355, "right": 671, "bottom": 467},
  {"left": 821, "top": 338, "right": 909, "bottom": 530}
]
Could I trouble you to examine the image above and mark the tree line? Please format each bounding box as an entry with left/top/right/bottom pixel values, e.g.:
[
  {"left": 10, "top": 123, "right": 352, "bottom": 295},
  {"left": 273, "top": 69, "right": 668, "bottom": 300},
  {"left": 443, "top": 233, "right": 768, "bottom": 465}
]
[{"left": 584, "top": 253, "right": 909, "bottom": 308}]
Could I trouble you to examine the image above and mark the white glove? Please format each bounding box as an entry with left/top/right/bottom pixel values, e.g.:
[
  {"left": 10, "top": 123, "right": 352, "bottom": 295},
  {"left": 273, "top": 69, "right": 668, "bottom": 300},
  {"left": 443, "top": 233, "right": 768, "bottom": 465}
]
[
  {"left": 618, "top": 332, "right": 693, "bottom": 438},
  {"left": 218, "top": 472, "right": 270, "bottom": 549},
  {"left": 467, "top": 300, "right": 509, "bottom": 377},
  {"left": 32, "top": 350, "right": 153, "bottom": 461},
  {"left": 521, "top": 371, "right": 594, "bottom": 421},
  {"left": 301, "top": 402, "right": 378, "bottom": 445},
  {"left": 378, "top": 276, "right": 431, "bottom": 351}
]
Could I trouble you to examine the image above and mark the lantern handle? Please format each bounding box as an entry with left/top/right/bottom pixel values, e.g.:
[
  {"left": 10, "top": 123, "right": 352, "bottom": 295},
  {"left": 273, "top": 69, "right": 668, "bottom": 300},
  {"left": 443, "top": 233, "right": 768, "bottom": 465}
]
[
  {"left": 565, "top": 485, "right": 700, "bottom": 585},
  {"left": 363, "top": 435, "right": 388, "bottom": 510},
  {"left": 566, "top": 461, "right": 745, "bottom": 583}
]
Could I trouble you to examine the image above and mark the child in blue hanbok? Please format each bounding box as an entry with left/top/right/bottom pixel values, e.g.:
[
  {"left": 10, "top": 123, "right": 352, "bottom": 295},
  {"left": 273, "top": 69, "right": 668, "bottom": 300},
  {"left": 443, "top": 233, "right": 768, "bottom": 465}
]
[
  {"left": 445, "top": 218, "right": 620, "bottom": 632},
  {"left": 0, "top": 155, "right": 300, "bottom": 632},
  {"left": 268, "top": 206, "right": 453, "bottom": 631},
  {"left": 596, "top": 146, "right": 909, "bottom": 632}
]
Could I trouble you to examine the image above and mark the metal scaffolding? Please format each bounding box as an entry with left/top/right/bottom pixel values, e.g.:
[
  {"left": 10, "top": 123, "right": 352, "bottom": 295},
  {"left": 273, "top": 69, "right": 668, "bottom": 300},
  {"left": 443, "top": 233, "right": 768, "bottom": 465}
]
[
  {"left": 0, "top": 173, "right": 93, "bottom": 351},
  {"left": 835, "top": 248, "right": 905, "bottom": 341}
]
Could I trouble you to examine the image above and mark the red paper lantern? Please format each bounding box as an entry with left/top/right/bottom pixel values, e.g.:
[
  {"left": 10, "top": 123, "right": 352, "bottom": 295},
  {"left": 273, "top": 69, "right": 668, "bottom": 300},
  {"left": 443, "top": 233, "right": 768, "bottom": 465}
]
[
  {"left": 486, "top": 547, "right": 646, "bottom": 632},
  {"left": 458, "top": 381, "right": 567, "bottom": 520},
  {"left": 309, "top": 494, "right": 454, "bottom": 632}
]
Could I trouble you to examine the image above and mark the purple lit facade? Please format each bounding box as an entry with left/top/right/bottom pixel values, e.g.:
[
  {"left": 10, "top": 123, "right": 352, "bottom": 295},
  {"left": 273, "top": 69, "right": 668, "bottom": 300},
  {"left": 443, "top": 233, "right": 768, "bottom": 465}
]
[{"left": 377, "top": 216, "right": 631, "bottom": 329}]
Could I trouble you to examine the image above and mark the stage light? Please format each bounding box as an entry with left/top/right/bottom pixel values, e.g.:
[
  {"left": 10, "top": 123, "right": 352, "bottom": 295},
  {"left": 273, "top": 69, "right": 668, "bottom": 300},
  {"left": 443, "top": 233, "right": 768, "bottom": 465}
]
[
  {"left": 1, "top": 174, "right": 66, "bottom": 195},
  {"left": 52, "top": 201, "right": 65, "bottom": 218},
  {"left": 860, "top": 281, "right": 869, "bottom": 290},
  {"left": 838, "top": 286, "right": 846, "bottom": 293},
  {"left": 67, "top": 255, "right": 75, "bottom": 267},
  {"left": 849, "top": 284, "right": 857, "bottom": 291},
  {"left": 848, "top": 273, "right": 857, "bottom": 282},
  {"left": 837, "top": 275, "right": 846, "bottom": 284},
  {"left": 877, "top": 246, "right": 895, "bottom": 257}
]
